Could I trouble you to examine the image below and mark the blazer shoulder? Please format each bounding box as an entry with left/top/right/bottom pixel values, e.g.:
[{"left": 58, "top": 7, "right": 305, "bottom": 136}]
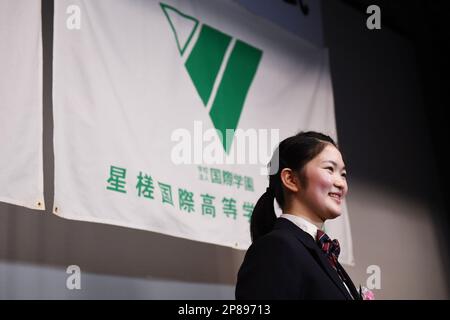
[
  {"left": 247, "top": 227, "right": 309, "bottom": 260},
  {"left": 236, "top": 226, "right": 310, "bottom": 299}
]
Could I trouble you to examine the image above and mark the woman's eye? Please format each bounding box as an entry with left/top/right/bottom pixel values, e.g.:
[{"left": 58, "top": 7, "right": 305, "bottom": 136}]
[
  {"left": 326, "top": 167, "right": 333, "bottom": 172},
  {"left": 341, "top": 173, "right": 347, "bottom": 178}
]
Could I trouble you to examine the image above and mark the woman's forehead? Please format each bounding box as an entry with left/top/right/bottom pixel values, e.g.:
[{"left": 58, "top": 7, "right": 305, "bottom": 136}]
[{"left": 316, "top": 145, "right": 345, "bottom": 166}]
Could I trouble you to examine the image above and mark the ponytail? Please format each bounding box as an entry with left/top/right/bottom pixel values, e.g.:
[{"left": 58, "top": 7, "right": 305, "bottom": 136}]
[{"left": 250, "top": 187, "right": 277, "bottom": 242}]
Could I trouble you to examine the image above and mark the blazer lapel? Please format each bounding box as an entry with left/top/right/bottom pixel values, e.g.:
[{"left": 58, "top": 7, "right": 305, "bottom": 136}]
[
  {"left": 338, "top": 262, "right": 362, "bottom": 300},
  {"left": 311, "top": 247, "right": 354, "bottom": 300},
  {"left": 275, "top": 218, "right": 354, "bottom": 300}
]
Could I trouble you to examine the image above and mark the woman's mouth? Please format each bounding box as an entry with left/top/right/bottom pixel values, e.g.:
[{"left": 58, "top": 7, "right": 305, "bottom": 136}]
[{"left": 328, "top": 192, "right": 342, "bottom": 204}]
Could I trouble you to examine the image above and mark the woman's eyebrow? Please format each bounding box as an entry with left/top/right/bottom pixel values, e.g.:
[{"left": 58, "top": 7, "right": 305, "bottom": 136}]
[{"left": 322, "top": 160, "right": 346, "bottom": 170}]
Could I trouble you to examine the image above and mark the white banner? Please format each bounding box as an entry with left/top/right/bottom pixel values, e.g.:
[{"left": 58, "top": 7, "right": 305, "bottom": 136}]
[
  {"left": 53, "top": 0, "right": 354, "bottom": 264},
  {"left": 0, "top": 0, "right": 44, "bottom": 210}
]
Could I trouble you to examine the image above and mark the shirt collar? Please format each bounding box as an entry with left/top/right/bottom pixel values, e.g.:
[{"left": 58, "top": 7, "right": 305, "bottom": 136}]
[{"left": 280, "top": 213, "right": 323, "bottom": 241}]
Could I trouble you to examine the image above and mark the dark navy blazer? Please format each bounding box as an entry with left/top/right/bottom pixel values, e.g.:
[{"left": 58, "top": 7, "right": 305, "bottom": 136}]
[{"left": 236, "top": 218, "right": 361, "bottom": 300}]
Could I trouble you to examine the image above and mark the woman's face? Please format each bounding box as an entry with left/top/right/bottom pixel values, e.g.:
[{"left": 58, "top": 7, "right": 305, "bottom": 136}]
[{"left": 300, "top": 144, "right": 348, "bottom": 221}]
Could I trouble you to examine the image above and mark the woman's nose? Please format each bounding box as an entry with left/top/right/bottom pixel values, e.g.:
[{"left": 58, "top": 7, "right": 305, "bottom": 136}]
[{"left": 334, "top": 176, "right": 346, "bottom": 189}]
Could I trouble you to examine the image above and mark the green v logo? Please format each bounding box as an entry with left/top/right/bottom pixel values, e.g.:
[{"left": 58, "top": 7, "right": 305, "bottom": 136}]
[{"left": 160, "top": 3, "right": 263, "bottom": 153}]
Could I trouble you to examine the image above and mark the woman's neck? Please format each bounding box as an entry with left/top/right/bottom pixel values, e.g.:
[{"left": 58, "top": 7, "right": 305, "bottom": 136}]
[{"left": 283, "top": 202, "right": 324, "bottom": 230}]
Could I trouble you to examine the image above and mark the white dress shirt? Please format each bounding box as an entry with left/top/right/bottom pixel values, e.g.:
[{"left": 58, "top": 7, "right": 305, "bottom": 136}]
[{"left": 280, "top": 213, "right": 322, "bottom": 240}]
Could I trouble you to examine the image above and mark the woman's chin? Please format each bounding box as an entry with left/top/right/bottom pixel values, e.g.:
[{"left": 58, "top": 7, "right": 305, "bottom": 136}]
[{"left": 326, "top": 209, "right": 342, "bottom": 220}]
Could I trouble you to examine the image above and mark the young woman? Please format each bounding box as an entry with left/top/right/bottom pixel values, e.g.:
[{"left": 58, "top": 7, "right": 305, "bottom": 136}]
[{"left": 235, "top": 131, "right": 361, "bottom": 300}]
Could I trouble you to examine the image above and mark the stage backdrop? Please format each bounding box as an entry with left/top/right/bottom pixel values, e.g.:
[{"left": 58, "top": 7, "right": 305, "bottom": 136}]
[
  {"left": 53, "top": 0, "right": 354, "bottom": 265},
  {"left": 0, "top": 0, "right": 45, "bottom": 210}
]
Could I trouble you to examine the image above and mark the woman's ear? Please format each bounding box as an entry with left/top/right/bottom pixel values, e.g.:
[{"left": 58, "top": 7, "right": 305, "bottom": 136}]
[{"left": 280, "top": 168, "right": 300, "bottom": 193}]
